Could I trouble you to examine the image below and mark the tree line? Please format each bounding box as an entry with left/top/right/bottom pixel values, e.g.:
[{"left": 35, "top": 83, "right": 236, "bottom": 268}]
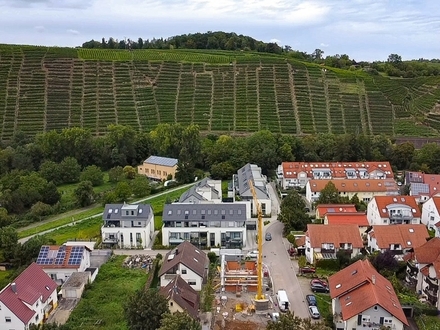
[
  {"left": 1, "top": 124, "right": 439, "bottom": 226},
  {"left": 81, "top": 31, "right": 440, "bottom": 77}
]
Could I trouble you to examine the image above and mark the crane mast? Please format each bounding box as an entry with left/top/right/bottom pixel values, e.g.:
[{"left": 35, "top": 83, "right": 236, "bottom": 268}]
[{"left": 249, "top": 180, "right": 265, "bottom": 301}]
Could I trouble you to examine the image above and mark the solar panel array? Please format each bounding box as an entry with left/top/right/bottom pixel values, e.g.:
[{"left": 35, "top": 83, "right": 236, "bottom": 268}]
[
  {"left": 55, "top": 245, "right": 67, "bottom": 265},
  {"left": 67, "top": 246, "right": 84, "bottom": 265},
  {"left": 36, "top": 246, "right": 51, "bottom": 264}
]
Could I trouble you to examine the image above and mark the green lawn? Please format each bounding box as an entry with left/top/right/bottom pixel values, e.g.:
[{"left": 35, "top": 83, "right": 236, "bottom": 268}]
[
  {"left": 0, "top": 270, "right": 12, "bottom": 289},
  {"left": 315, "top": 293, "right": 332, "bottom": 325},
  {"left": 36, "top": 186, "right": 191, "bottom": 244},
  {"left": 64, "top": 255, "right": 147, "bottom": 330},
  {"left": 416, "top": 314, "right": 440, "bottom": 330}
]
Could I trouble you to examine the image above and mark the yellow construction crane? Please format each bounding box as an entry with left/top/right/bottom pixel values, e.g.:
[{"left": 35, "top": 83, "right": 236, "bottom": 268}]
[{"left": 249, "top": 180, "right": 265, "bottom": 301}]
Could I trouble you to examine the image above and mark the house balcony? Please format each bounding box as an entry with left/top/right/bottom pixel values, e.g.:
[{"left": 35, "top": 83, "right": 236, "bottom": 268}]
[
  {"left": 103, "top": 221, "right": 121, "bottom": 228},
  {"left": 424, "top": 276, "right": 439, "bottom": 291},
  {"left": 163, "top": 273, "right": 177, "bottom": 280},
  {"left": 389, "top": 214, "right": 413, "bottom": 224},
  {"left": 406, "top": 266, "right": 418, "bottom": 279},
  {"left": 423, "top": 287, "right": 438, "bottom": 305},
  {"left": 102, "top": 234, "right": 119, "bottom": 244}
]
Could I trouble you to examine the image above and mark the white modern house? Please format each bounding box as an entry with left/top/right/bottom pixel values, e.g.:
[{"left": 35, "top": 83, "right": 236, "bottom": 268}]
[
  {"left": 404, "top": 237, "right": 440, "bottom": 310},
  {"left": 179, "top": 177, "right": 222, "bottom": 203},
  {"left": 35, "top": 244, "right": 91, "bottom": 285},
  {"left": 0, "top": 263, "right": 58, "bottom": 330},
  {"left": 421, "top": 196, "right": 440, "bottom": 230},
  {"left": 234, "top": 163, "right": 271, "bottom": 216},
  {"left": 329, "top": 259, "right": 408, "bottom": 330},
  {"left": 367, "top": 195, "right": 421, "bottom": 225},
  {"left": 367, "top": 224, "right": 429, "bottom": 255},
  {"left": 162, "top": 203, "right": 248, "bottom": 249},
  {"left": 159, "top": 241, "right": 209, "bottom": 291},
  {"left": 305, "top": 224, "right": 363, "bottom": 264},
  {"left": 101, "top": 203, "right": 155, "bottom": 249},
  {"left": 277, "top": 161, "right": 394, "bottom": 190}
]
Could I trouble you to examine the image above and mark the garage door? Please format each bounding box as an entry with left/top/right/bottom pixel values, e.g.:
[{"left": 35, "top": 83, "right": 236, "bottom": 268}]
[{"left": 64, "top": 289, "right": 77, "bottom": 298}]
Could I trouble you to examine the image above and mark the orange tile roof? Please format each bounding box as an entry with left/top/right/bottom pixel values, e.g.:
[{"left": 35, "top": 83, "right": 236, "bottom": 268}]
[
  {"left": 412, "top": 237, "right": 440, "bottom": 264},
  {"left": 295, "top": 236, "right": 305, "bottom": 247},
  {"left": 432, "top": 196, "right": 440, "bottom": 213},
  {"left": 308, "top": 179, "right": 397, "bottom": 193},
  {"left": 282, "top": 161, "right": 394, "bottom": 179},
  {"left": 316, "top": 204, "right": 357, "bottom": 217},
  {"left": 306, "top": 224, "right": 363, "bottom": 248},
  {"left": 370, "top": 225, "right": 429, "bottom": 249},
  {"left": 373, "top": 195, "right": 421, "bottom": 218},
  {"left": 326, "top": 213, "right": 369, "bottom": 226},
  {"left": 423, "top": 174, "right": 440, "bottom": 197},
  {"left": 328, "top": 259, "right": 408, "bottom": 326}
]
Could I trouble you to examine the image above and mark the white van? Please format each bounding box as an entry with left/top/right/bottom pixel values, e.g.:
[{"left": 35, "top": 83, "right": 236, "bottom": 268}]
[{"left": 276, "top": 290, "right": 290, "bottom": 312}]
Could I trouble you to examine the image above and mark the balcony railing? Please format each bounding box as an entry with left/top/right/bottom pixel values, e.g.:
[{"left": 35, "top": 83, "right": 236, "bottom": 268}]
[
  {"left": 406, "top": 267, "right": 418, "bottom": 279},
  {"left": 424, "top": 276, "right": 439, "bottom": 290},
  {"left": 163, "top": 274, "right": 177, "bottom": 280},
  {"left": 423, "top": 287, "right": 439, "bottom": 299},
  {"left": 102, "top": 237, "right": 119, "bottom": 244},
  {"left": 321, "top": 248, "right": 336, "bottom": 254}
]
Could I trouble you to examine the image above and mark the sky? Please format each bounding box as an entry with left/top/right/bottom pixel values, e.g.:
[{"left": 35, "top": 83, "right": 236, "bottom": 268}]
[{"left": 0, "top": 0, "right": 439, "bottom": 62}]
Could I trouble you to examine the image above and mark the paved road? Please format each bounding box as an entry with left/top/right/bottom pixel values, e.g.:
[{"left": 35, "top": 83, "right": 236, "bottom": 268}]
[
  {"left": 18, "top": 182, "right": 197, "bottom": 244},
  {"left": 263, "top": 220, "right": 310, "bottom": 319}
]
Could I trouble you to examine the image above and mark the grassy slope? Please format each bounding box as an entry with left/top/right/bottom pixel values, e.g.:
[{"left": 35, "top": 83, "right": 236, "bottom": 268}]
[{"left": 0, "top": 44, "right": 439, "bottom": 139}]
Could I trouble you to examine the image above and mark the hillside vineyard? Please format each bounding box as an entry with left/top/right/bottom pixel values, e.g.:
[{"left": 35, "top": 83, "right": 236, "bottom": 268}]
[{"left": 1, "top": 46, "right": 440, "bottom": 140}]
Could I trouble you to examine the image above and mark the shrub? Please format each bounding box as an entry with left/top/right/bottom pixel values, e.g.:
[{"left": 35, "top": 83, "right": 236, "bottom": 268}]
[{"left": 316, "top": 259, "right": 340, "bottom": 271}]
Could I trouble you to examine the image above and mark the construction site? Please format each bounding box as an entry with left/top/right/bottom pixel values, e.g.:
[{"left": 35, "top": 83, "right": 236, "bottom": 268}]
[{"left": 211, "top": 256, "right": 277, "bottom": 330}]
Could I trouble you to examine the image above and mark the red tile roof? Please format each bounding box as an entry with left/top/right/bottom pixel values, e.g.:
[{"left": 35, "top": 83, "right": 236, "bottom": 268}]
[
  {"left": 282, "top": 162, "right": 393, "bottom": 179},
  {"left": 307, "top": 179, "right": 397, "bottom": 193},
  {"left": 0, "top": 263, "right": 57, "bottom": 325},
  {"left": 159, "top": 241, "right": 209, "bottom": 278},
  {"left": 423, "top": 174, "right": 440, "bottom": 197},
  {"left": 373, "top": 196, "right": 421, "bottom": 218},
  {"left": 432, "top": 196, "right": 440, "bottom": 213},
  {"left": 326, "top": 213, "right": 369, "bottom": 226},
  {"left": 159, "top": 275, "right": 200, "bottom": 319},
  {"left": 306, "top": 224, "right": 363, "bottom": 248},
  {"left": 316, "top": 204, "right": 357, "bottom": 218},
  {"left": 412, "top": 237, "right": 440, "bottom": 264},
  {"left": 328, "top": 259, "right": 408, "bottom": 325},
  {"left": 370, "top": 224, "right": 429, "bottom": 250}
]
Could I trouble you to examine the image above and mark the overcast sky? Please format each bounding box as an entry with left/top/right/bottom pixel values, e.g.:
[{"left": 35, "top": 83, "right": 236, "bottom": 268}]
[{"left": 0, "top": 0, "right": 438, "bottom": 62}]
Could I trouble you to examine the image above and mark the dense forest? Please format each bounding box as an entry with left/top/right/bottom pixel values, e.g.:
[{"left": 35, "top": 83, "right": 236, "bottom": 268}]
[{"left": 81, "top": 31, "right": 440, "bottom": 77}]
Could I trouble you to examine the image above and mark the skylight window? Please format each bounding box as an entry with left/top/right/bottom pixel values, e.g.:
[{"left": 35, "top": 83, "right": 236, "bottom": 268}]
[
  {"left": 336, "top": 284, "right": 341, "bottom": 289},
  {"left": 409, "top": 228, "right": 414, "bottom": 233}
]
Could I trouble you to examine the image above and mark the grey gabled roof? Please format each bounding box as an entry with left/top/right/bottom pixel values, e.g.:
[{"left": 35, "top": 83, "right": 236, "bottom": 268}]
[
  {"left": 179, "top": 177, "right": 220, "bottom": 203},
  {"left": 144, "top": 155, "right": 178, "bottom": 167},
  {"left": 236, "top": 163, "right": 269, "bottom": 199},
  {"left": 163, "top": 203, "right": 247, "bottom": 222},
  {"left": 103, "top": 203, "right": 152, "bottom": 220}
]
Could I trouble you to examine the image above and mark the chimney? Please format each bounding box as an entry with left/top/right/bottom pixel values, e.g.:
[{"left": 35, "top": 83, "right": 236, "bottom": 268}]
[
  {"left": 175, "top": 248, "right": 179, "bottom": 255},
  {"left": 372, "top": 275, "right": 376, "bottom": 285},
  {"left": 11, "top": 282, "right": 17, "bottom": 294}
]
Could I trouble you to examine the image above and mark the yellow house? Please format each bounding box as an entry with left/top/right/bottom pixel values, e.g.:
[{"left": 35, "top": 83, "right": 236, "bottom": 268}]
[
  {"left": 137, "top": 155, "right": 178, "bottom": 181},
  {"left": 159, "top": 275, "right": 200, "bottom": 320}
]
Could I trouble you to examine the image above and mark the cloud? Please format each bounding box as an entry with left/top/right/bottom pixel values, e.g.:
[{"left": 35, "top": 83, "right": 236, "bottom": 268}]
[
  {"left": 67, "top": 29, "right": 79, "bottom": 35},
  {"left": 270, "top": 38, "right": 281, "bottom": 45},
  {"left": 34, "top": 25, "right": 45, "bottom": 32},
  {"left": 320, "top": 43, "right": 329, "bottom": 47}
]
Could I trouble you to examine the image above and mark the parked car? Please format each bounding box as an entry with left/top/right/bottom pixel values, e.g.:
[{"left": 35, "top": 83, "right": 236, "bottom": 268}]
[
  {"left": 311, "top": 282, "right": 330, "bottom": 293},
  {"left": 310, "top": 279, "right": 328, "bottom": 287},
  {"left": 299, "top": 266, "right": 316, "bottom": 274},
  {"left": 308, "top": 306, "right": 320, "bottom": 319},
  {"left": 265, "top": 232, "right": 272, "bottom": 241},
  {"left": 306, "top": 294, "right": 317, "bottom": 306}
]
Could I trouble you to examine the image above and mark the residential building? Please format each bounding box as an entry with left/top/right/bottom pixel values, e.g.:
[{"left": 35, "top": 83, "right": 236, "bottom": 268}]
[
  {"left": 179, "top": 177, "right": 222, "bottom": 203},
  {"left": 329, "top": 259, "right": 408, "bottom": 330},
  {"left": 421, "top": 196, "right": 440, "bottom": 230},
  {"left": 102, "top": 203, "right": 155, "bottom": 249},
  {"left": 159, "top": 275, "right": 200, "bottom": 320},
  {"left": 404, "top": 237, "right": 440, "bottom": 309},
  {"left": 137, "top": 155, "right": 178, "bottom": 181},
  {"left": 162, "top": 204, "right": 248, "bottom": 248},
  {"left": 35, "top": 244, "right": 91, "bottom": 285},
  {"left": 0, "top": 263, "right": 58, "bottom": 330},
  {"left": 367, "top": 196, "right": 421, "bottom": 225},
  {"left": 305, "top": 224, "right": 363, "bottom": 264},
  {"left": 159, "top": 241, "right": 209, "bottom": 291},
  {"left": 277, "top": 161, "right": 394, "bottom": 190},
  {"left": 436, "top": 222, "right": 440, "bottom": 238},
  {"left": 367, "top": 224, "right": 429, "bottom": 255},
  {"left": 234, "top": 163, "right": 271, "bottom": 216},
  {"left": 61, "top": 271, "right": 92, "bottom": 299},
  {"left": 305, "top": 179, "right": 398, "bottom": 204},
  {"left": 405, "top": 171, "right": 440, "bottom": 203},
  {"left": 324, "top": 213, "right": 369, "bottom": 235},
  {"left": 316, "top": 204, "right": 357, "bottom": 219}
]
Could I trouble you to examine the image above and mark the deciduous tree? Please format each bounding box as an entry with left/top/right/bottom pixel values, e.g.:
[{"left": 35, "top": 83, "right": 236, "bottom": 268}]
[
  {"left": 80, "top": 165, "right": 104, "bottom": 186},
  {"left": 124, "top": 288, "right": 169, "bottom": 330},
  {"left": 316, "top": 181, "right": 340, "bottom": 205},
  {"left": 131, "top": 175, "right": 151, "bottom": 198},
  {"left": 278, "top": 190, "right": 310, "bottom": 234},
  {"left": 60, "top": 157, "right": 81, "bottom": 184},
  {"left": 74, "top": 181, "right": 95, "bottom": 207},
  {"left": 158, "top": 312, "right": 201, "bottom": 330}
]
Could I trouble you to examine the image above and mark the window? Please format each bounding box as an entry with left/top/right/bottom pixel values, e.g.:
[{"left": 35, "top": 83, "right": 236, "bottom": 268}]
[
  {"left": 5, "top": 317, "right": 11, "bottom": 322},
  {"left": 181, "top": 269, "right": 187, "bottom": 274},
  {"left": 157, "top": 170, "right": 161, "bottom": 175},
  {"left": 151, "top": 169, "right": 155, "bottom": 174},
  {"left": 145, "top": 168, "right": 149, "bottom": 173},
  {"left": 229, "top": 222, "right": 234, "bottom": 227},
  {"left": 170, "top": 302, "right": 173, "bottom": 306},
  {"left": 163, "top": 171, "right": 167, "bottom": 176},
  {"left": 188, "top": 280, "right": 196, "bottom": 285}
]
